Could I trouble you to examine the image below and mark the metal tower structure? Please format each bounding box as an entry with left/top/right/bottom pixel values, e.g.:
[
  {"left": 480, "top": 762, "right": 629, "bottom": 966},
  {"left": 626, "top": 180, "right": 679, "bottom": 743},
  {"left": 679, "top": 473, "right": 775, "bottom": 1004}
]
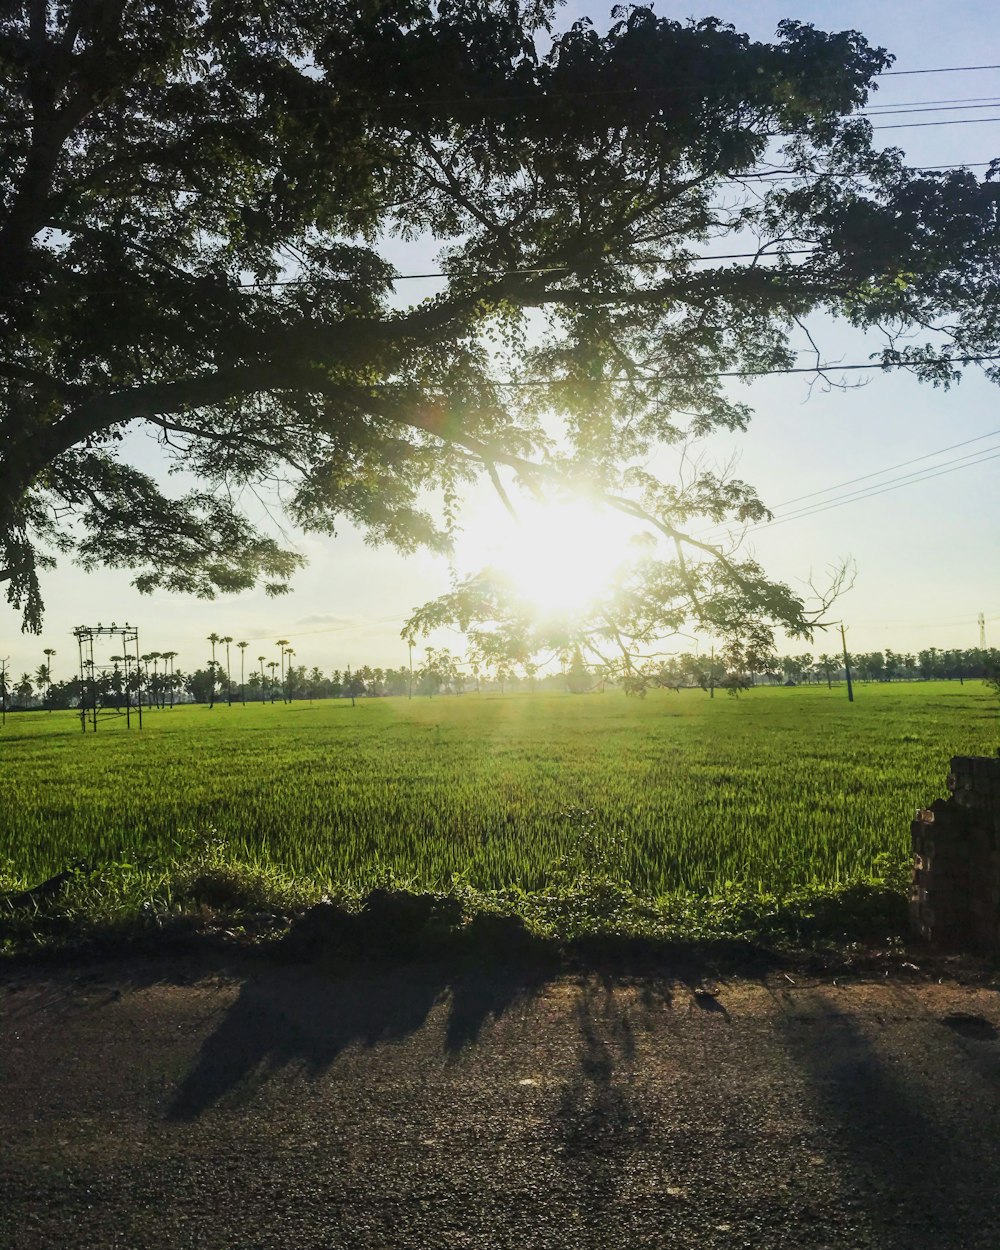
[{"left": 72, "top": 623, "right": 143, "bottom": 732}]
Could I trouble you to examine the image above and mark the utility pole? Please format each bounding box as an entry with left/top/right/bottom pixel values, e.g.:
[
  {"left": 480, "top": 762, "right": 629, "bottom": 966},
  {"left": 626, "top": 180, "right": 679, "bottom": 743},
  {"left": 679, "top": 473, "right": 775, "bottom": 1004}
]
[
  {"left": 43, "top": 647, "right": 56, "bottom": 711},
  {"left": 408, "top": 640, "right": 413, "bottom": 700},
  {"left": 222, "top": 636, "right": 233, "bottom": 706},
  {"left": 840, "top": 622, "right": 854, "bottom": 703},
  {"left": 979, "top": 613, "right": 987, "bottom": 650},
  {"left": 285, "top": 648, "right": 295, "bottom": 702}
]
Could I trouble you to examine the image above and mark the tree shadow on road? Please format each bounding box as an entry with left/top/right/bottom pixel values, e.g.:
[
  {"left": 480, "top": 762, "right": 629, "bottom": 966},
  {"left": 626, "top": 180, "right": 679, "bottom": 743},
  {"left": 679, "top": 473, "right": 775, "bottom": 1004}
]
[
  {"left": 167, "top": 960, "right": 551, "bottom": 1121},
  {"left": 780, "top": 989, "right": 1000, "bottom": 1248},
  {"left": 549, "top": 977, "right": 660, "bottom": 1232}
]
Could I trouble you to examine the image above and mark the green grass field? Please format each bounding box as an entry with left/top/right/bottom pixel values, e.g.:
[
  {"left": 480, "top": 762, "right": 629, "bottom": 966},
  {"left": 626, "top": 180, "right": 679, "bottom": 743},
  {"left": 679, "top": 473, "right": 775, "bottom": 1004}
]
[{"left": 2, "top": 683, "right": 997, "bottom": 900}]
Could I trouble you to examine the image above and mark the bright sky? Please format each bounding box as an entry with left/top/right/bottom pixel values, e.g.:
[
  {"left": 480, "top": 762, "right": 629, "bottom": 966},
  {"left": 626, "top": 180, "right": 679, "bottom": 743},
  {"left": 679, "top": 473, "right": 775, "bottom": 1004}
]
[{"left": 4, "top": 1, "right": 1000, "bottom": 682}]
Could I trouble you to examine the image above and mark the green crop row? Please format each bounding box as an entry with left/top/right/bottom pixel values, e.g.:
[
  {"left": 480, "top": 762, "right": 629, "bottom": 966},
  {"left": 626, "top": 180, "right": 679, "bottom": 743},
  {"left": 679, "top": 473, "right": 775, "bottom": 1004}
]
[{"left": 1, "top": 683, "right": 996, "bottom": 899}]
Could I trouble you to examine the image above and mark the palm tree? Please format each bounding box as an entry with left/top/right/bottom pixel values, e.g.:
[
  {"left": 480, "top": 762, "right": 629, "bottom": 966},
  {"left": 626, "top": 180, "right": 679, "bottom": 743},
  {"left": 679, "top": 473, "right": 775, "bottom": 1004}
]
[
  {"left": 110, "top": 653, "right": 133, "bottom": 712},
  {"left": 257, "top": 656, "right": 267, "bottom": 704},
  {"left": 107, "top": 656, "right": 123, "bottom": 709},
  {"left": 140, "top": 653, "right": 155, "bottom": 708},
  {"left": 207, "top": 633, "right": 220, "bottom": 708},
  {"left": 285, "top": 647, "right": 296, "bottom": 702},
  {"left": 16, "top": 672, "right": 34, "bottom": 708},
  {"left": 237, "top": 641, "right": 249, "bottom": 704},
  {"left": 161, "top": 651, "right": 178, "bottom": 708},
  {"left": 276, "top": 640, "right": 289, "bottom": 704},
  {"left": 148, "top": 651, "right": 162, "bottom": 709},
  {"left": 42, "top": 648, "right": 56, "bottom": 710},
  {"left": 309, "top": 666, "right": 323, "bottom": 703},
  {"left": 221, "top": 636, "right": 234, "bottom": 705},
  {"left": 267, "top": 660, "right": 279, "bottom": 703}
]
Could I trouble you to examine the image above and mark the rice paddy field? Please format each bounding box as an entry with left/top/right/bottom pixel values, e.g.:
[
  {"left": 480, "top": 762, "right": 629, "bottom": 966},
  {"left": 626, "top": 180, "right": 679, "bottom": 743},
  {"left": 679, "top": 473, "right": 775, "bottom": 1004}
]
[{"left": 1, "top": 682, "right": 997, "bottom": 898}]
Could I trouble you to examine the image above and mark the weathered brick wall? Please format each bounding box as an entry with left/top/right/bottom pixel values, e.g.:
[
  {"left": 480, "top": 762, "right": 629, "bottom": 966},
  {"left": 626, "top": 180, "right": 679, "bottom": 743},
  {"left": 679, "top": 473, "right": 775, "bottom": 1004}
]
[{"left": 911, "top": 755, "right": 1000, "bottom": 950}]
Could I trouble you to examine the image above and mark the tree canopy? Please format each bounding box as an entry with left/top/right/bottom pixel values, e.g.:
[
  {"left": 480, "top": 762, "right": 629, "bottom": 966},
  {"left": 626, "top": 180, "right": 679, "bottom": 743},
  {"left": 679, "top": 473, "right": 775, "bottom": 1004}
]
[
  {"left": 2, "top": 1, "right": 998, "bottom": 644},
  {"left": 401, "top": 552, "right": 855, "bottom": 692}
]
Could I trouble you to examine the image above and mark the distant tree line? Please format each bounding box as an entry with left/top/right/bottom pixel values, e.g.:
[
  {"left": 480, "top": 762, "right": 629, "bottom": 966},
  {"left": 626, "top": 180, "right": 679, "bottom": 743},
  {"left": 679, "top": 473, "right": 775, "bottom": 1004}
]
[
  {"left": 6, "top": 644, "right": 1000, "bottom": 711},
  {"left": 1, "top": 644, "right": 469, "bottom": 709},
  {"left": 646, "top": 646, "right": 1000, "bottom": 693}
]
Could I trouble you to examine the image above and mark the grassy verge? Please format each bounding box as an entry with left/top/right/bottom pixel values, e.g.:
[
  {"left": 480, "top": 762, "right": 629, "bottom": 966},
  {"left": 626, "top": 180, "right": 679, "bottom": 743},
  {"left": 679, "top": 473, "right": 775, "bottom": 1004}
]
[{"left": 0, "top": 833, "right": 912, "bottom": 964}]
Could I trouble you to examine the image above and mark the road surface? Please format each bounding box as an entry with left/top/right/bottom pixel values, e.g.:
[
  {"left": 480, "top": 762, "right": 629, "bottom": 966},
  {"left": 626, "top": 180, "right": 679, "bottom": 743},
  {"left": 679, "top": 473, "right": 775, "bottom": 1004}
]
[{"left": 3, "top": 955, "right": 1000, "bottom": 1248}]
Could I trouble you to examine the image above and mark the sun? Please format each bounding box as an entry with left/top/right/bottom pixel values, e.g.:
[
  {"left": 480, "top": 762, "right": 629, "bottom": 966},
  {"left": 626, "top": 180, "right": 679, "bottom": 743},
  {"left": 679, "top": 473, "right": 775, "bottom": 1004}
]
[{"left": 455, "top": 499, "right": 638, "bottom": 618}]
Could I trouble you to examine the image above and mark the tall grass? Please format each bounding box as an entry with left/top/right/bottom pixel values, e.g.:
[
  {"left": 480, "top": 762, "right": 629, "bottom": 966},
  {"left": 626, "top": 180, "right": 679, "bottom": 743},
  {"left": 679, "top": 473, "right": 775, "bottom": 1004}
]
[{"left": 2, "top": 683, "right": 996, "bottom": 898}]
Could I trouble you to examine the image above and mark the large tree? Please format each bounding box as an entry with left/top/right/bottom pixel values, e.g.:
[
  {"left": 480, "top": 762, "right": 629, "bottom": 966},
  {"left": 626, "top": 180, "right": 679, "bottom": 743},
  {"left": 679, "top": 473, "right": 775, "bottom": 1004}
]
[
  {"left": 2, "top": 2, "right": 998, "bottom": 637},
  {"left": 402, "top": 553, "right": 851, "bottom": 692}
]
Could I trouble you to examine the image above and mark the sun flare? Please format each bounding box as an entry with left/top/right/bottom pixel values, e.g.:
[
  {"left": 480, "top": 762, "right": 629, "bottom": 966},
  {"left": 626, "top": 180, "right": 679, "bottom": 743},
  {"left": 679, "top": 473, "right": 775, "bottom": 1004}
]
[{"left": 456, "top": 499, "right": 640, "bottom": 618}]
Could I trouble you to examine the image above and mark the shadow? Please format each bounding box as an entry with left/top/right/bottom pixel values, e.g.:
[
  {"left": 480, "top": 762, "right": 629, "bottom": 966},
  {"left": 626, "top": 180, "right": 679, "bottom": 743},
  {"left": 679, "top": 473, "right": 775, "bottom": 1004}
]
[
  {"left": 0, "top": 947, "right": 247, "bottom": 1033},
  {"left": 942, "top": 1011, "right": 998, "bottom": 1041},
  {"left": 168, "top": 959, "right": 550, "bottom": 1121},
  {"left": 0, "top": 726, "right": 87, "bottom": 748},
  {"left": 444, "top": 965, "right": 551, "bottom": 1054},
  {"left": 689, "top": 987, "right": 731, "bottom": 1022},
  {"left": 553, "top": 978, "right": 652, "bottom": 1221},
  {"left": 780, "top": 990, "right": 1000, "bottom": 1247}
]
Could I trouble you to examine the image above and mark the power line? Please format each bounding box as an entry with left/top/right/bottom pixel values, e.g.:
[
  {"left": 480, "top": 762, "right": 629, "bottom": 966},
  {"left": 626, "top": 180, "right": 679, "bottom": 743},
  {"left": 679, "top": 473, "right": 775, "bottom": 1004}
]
[
  {"left": 881, "top": 63, "right": 1000, "bottom": 77},
  {"left": 768, "top": 442, "right": 1000, "bottom": 524},
  {"left": 248, "top": 248, "right": 820, "bottom": 287},
  {"left": 11, "top": 350, "right": 1000, "bottom": 398},
  {"left": 766, "top": 426, "right": 1000, "bottom": 510},
  {"left": 852, "top": 613, "right": 1000, "bottom": 630},
  {"left": 3, "top": 152, "right": 992, "bottom": 296},
  {"left": 863, "top": 101, "right": 1000, "bottom": 117},
  {"left": 727, "top": 161, "right": 994, "bottom": 184},
  {"left": 132, "top": 103, "right": 1000, "bottom": 134},
  {"left": 739, "top": 444, "right": 1000, "bottom": 535},
  {"left": 865, "top": 94, "right": 1000, "bottom": 110},
  {"left": 696, "top": 430, "right": 1000, "bottom": 543},
  {"left": 871, "top": 115, "right": 1000, "bottom": 131},
  {"left": 239, "top": 613, "right": 403, "bottom": 644},
  {"left": 10, "top": 68, "right": 991, "bottom": 124},
  {"left": 493, "top": 354, "right": 1000, "bottom": 389},
  {"left": 6, "top": 222, "right": 990, "bottom": 295}
]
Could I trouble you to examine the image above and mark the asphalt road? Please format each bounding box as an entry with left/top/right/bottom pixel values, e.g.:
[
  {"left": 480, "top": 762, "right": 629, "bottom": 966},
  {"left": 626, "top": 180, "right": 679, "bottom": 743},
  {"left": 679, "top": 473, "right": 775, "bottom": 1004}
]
[{"left": 4, "top": 955, "right": 1000, "bottom": 1249}]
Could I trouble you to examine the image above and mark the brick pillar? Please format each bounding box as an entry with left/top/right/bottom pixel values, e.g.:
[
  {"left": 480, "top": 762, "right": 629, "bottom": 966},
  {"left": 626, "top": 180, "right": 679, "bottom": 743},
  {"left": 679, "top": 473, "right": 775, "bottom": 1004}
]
[{"left": 910, "top": 755, "right": 1000, "bottom": 951}]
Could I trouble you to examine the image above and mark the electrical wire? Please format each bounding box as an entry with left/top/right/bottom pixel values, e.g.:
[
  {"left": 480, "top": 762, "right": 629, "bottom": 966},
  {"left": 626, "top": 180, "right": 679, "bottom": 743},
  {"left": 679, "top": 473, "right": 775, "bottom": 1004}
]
[
  {"left": 881, "top": 63, "right": 1000, "bottom": 77},
  {"left": 865, "top": 94, "right": 1000, "bottom": 110},
  {"left": 10, "top": 208, "right": 990, "bottom": 293},
  {"left": 851, "top": 614, "right": 1000, "bottom": 629},
  {"left": 132, "top": 64, "right": 1000, "bottom": 114},
  {"left": 492, "top": 354, "right": 1000, "bottom": 389},
  {"left": 765, "top": 426, "right": 1000, "bottom": 510},
  {"left": 242, "top": 247, "right": 822, "bottom": 287},
  {"left": 3, "top": 69, "right": 993, "bottom": 123},
  {"left": 862, "top": 101, "right": 1000, "bottom": 116},
  {"left": 0, "top": 141, "right": 992, "bottom": 297},
  {"left": 721, "top": 444, "right": 1000, "bottom": 538},
  {"left": 871, "top": 115, "right": 1000, "bottom": 131},
  {"left": 767, "top": 442, "right": 1000, "bottom": 523},
  {"left": 239, "top": 614, "right": 403, "bottom": 645},
  {"left": 698, "top": 439, "right": 1000, "bottom": 538}
]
